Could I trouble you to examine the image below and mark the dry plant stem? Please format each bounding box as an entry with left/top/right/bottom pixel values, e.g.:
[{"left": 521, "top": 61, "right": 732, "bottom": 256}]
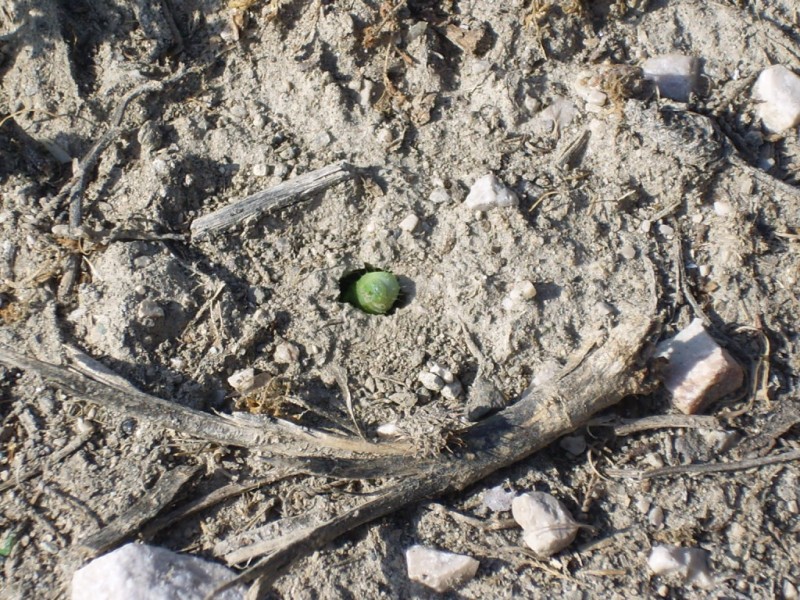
[
  {"left": 77, "top": 464, "right": 202, "bottom": 557},
  {"left": 0, "top": 345, "right": 411, "bottom": 458},
  {"left": 190, "top": 161, "right": 355, "bottom": 236},
  {"left": 141, "top": 473, "right": 291, "bottom": 540},
  {"left": 590, "top": 414, "right": 723, "bottom": 436},
  {"left": 212, "top": 312, "right": 659, "bottom": 597},
  {"left": 641, "top": 449, "right": 800, "bottom": 479}
]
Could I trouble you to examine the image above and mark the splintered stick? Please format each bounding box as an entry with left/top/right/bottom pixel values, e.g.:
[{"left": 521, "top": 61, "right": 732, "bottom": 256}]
[{"left": 190, "top": 161, "right": 355, "bottom": 237}]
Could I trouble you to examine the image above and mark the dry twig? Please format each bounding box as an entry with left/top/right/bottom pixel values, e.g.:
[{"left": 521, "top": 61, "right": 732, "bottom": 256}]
[{"left": 190, "top": 161, "right": 355, "bottom": 237}]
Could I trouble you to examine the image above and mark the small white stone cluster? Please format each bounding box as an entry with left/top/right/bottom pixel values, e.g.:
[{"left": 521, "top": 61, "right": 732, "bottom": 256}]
[
  {"left": 417, "top": 361, "right": 463, "bottom": 400},
  {"left": 511, "top": 491, "right": 580, "bottom": 557}
]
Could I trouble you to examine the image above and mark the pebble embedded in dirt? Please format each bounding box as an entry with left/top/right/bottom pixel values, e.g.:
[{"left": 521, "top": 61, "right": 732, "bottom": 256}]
[
  {"left": 464, "top": 174, "right": 518, "bottom": 212},
  {"left": 71, "top": 543, "right": 244, "bottom": 600},
  {"left": 511, "top": 491, "right": 580, "bottom": 557},
  {"left": 418, "top": 371, "right": 445, "bottom": 392},
  {"left": 752, "top": 65, "right": 800, "bottom": 132},
  {"left": 642, "top": 54, "right": 700, "bottom": 102},
  {"left": 399, "top": 214, "right": 420, "bottom": 232},
  {"left": 647, "top": 544, "right": 714, "bottom": 589},
  {"left": 273, "top": 342, "right": 300, "bottom": 365},
  {"left": 405, "top": 545, "right": 479, "bottom": 593},
  {"left": 558, "top": 434, "right": 586, "bottom": 456},
  {"left": 465, "top": 376, "right": 505, "bottom": 421},
  {"left": 227, "top": 368, "right": 255, "bottom": 393},
  {"left": 655, "top": 318, "right": 744, "bottom": 414}
]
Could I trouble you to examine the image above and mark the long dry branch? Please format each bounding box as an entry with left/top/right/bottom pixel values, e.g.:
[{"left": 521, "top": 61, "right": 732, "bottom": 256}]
[
  {"left": 0, "top": 345, "right": 411, "bottom": 460},
  {"left": 213, "top": 312, "right": 660, "bottom": 597}
]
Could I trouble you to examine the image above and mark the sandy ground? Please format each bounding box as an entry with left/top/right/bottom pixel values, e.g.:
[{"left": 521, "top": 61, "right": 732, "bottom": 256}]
[{"left": 1, "top": 1, "right": 799, "bottom": 598}]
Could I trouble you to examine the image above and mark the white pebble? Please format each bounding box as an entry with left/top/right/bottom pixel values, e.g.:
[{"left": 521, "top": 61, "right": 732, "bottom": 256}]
[
  {"left": 698, "top": 264, "right": 711, "bottom": 277},
  {"left": 647, "top": 544, "right": 714, "bottom": 589},
  {"left": 655, "top": 318, "right": 744, "bottom": 414},
  {"left": 483, "top": 486, "right": 515, "bottom": 512},
  {"left": 648, "top": 506, "right": 665, "bottom": 527},
  {"left": 252, "top": 114, "right": 266, "bottom": 129},
  {"left": 784, "top": 580, "right": 799, "bottom": 600},
  {"left": 648, "top": 545, "right": 683, "bottom": 575},
  {"left": 594, "top": 301, "right": 615, "bottom": 317},
  {"left": 464, "top": 174, "right": 518, "bottom": 212},
  {"left": 440, "top": 380, "right": 463, "bottom": 400},
  {"left": 405, "top": 545, "right": 479, "bottom": 593},
  {"left": 137, "top": 299, "right": 164, "bottom": 320},
  {"left": 620, "top": 244, "right": 636, "bottom": 260},
  {"left": 273, "top": 342, "right": 300, "bottom": 365},
  {"left": 642, "top": 54, "right": 700, "bottom": 102},
  {"left": 227, "top": 368, "right": 255, "bottom": 393},
  {"left": 429, "top": 188, "right": 450, "bottom": 204},
  {"left": 418, "top": 371, "right": 444, "bottom": 392},
  {"left": 399, "top": 214, "right": 420, "bottom": 232},
  {"left": 659, "top": 224, "right": 675, "bottom": 237},
  {"left": 511, "top": 492, "right": 579, "bottom": 557},
  {"left": 713, "top": 201, "right": 733, "bottom": 217},
  {"left": 252, "top": 163, "right": 268, "bottom": 177},
  {"left": 753, "top": 65, "right": 800, "bottom": 132},
  {"left": 510, "top": 280, "right": 537, "bottom": 301},
  {"left": 71, "top": 543, "right": 244, "bottom": 600},
  {"left": 376, "top": 422, "right": 401, "bottom": 437}
]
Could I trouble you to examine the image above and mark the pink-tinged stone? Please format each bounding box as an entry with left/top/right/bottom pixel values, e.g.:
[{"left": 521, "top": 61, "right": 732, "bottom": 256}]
[
  {"left": 655, "top": 319, "right": 744, "bottom": 414},
  {"left": 406, "top": 546, "right": 479, "bottom": 593}
]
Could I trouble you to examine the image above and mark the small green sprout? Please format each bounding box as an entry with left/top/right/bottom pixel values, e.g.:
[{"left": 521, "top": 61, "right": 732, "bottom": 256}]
[
  {"left": 341, "top": 269, "right": 400, "bottom": 315},
  {"left": 0, "top": 531, "right": 17, "bottom": 557}
]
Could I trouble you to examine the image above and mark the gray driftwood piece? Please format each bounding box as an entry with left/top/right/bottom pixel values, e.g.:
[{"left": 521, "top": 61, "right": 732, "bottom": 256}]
[
  {"left": 0, "top": 345, "right": 410, "bottom": 460},
  {"left": 190, "top": 161, "right": 354, "bottom": 236}
]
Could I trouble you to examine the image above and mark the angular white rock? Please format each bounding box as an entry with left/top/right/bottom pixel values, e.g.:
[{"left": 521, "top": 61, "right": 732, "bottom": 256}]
[
  {"left": 71, "top": 543, "right": 244, "bottom": 600},
  {"left": 655, "top": 318, "right": 744, "bottom": 414},
  {"left": 406, "top": 546, "right": 478, "bottom": 593},
  {"left": 753, "top": 65, "right": 800, "bottom": 132},
  {"left": 511, "top": 492, "right": 579, "bottom": 557},
  {"left": 648, "top": 544, "right": 714, "bottom": 589},
  {"left": 464, "top": 174, "right": 518, "bottom": 212},
  {"left": 642, "top": 54, "right": 700, "bottom": 102}
]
